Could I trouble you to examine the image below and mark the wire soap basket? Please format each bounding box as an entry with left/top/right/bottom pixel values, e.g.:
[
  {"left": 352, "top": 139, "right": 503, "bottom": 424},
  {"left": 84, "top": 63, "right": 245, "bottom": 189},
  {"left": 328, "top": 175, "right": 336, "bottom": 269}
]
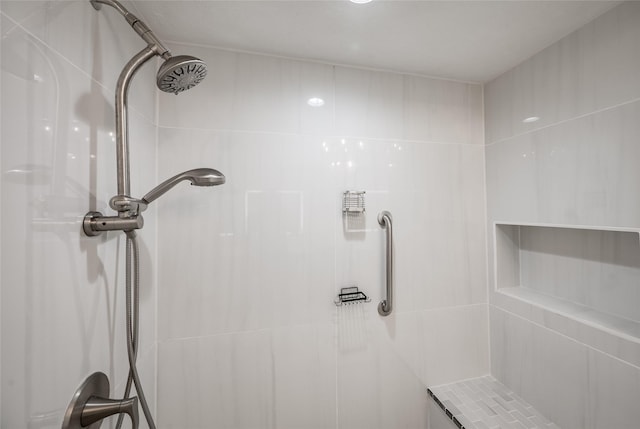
[
  {"left": 343, "top": 190, "right": 366, "bottom": 231},
  {"left": 342, "top": 190, "right": 366, "bottom": 214}
]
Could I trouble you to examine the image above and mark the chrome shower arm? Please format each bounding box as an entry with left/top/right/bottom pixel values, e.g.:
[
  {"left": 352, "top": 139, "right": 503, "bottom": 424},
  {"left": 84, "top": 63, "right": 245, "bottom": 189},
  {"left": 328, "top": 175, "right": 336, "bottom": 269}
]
[{"left": 90, "top": 0, "right": 170, "bottom": 58}]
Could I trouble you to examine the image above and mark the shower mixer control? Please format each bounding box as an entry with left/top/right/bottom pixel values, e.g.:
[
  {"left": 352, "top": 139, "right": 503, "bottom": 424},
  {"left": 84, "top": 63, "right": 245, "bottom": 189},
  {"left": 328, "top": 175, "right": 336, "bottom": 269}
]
[
  {"left": 83, "top": 211, "right": 144, "bottom": 236},
  {"left": 83, "top": 195, "right": 149, "bottom": 236}
]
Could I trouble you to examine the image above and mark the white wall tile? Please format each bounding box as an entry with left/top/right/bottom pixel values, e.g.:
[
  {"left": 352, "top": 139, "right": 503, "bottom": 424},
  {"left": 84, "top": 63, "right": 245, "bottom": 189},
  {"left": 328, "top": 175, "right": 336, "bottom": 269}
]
[
  {"left": 490, "top": 307, "right": 589, "bottom": 429},
  {"left": 271, "top": 324, "right": 337, "bottom": 429},
  {"left": 404, "top": 75, "right": 484, "bottom": 145},
  {"left": 336, "top": 311, "right": 429, "bottom": 429},
  {"left": 334, "top": 66, "right": 404, "bottom": 139},
  {"left": 417, "top": 305, "right": 490, "bottom": 386},
  {"left": 227, "top": 53, "right": 302, "bottom": 133},
  {"left": 157, "top": 129, "right": 336, "bottom": 339},
  {"left": 158, "top": 324, "right": 336, "bottom": 429},
  {"left": 487, "top": 99, "right": 640, "bottom": 228},
  {"left": 485, "top": 1, "right": 640, "bottom": 144},
  {"left": 586, "top": 348, "right": 640, "bottom": 429},
  {"left": 491, "top": 306, "right": 640, "bottom": 429},
  {"left": 157, "top": 331, "right": 275, "bottom": 429}
]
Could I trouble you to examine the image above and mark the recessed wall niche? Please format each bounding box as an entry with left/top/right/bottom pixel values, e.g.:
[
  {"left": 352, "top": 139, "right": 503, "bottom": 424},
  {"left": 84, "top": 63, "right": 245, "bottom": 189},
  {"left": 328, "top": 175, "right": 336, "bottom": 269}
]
[{"left": 495, "top": 223, "right": 640, "bottom": 340}]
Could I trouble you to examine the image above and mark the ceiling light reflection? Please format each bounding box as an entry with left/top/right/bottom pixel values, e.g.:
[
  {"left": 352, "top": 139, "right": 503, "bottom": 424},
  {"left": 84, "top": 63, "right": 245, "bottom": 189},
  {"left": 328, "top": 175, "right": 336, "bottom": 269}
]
[{"left": 307, "top": 97, "right": 325, "bottom": 107}]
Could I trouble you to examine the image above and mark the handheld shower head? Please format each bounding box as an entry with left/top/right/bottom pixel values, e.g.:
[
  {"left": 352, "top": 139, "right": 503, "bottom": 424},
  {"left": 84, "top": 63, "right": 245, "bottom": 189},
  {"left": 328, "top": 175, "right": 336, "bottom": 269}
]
[
  {"left": 157, "top": 55, "right": 207, "bottom": 95},
  {"left": 141, "top": 168, "right": 225, "bottom": 205}
]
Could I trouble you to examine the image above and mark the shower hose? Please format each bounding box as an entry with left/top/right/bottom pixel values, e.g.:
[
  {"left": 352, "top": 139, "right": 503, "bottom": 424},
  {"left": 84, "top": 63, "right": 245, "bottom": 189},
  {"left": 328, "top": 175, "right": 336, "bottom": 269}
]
[{"left": 115, "top": 231, "right": 156, "bottom": 429}]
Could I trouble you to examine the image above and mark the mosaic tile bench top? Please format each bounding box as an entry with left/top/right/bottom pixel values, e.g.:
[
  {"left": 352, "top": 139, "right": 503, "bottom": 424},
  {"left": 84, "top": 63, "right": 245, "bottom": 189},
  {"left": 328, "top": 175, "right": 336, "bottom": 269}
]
[{"left": 428, "top": 375, "right": 561, "bottom": 429}]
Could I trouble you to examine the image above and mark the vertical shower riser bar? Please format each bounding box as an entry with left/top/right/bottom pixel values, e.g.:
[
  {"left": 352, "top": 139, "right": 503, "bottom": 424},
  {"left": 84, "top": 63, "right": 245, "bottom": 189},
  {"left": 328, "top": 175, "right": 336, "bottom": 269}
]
[{"left": 114, "top": 47, "right": 156, "bottom": 202}]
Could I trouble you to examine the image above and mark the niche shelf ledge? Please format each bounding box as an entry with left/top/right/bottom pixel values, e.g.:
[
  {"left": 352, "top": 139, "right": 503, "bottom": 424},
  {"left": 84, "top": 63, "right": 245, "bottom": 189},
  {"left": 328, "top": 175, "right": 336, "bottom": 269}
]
[{"left": 493, "top": 222, "right": 640, "bottom": 365}]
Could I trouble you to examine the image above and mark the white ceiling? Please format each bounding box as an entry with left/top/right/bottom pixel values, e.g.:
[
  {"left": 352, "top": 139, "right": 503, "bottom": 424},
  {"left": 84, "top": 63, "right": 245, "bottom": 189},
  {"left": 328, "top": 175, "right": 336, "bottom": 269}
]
[{"left": 133, "top": 0, "right": 620, "bottom": 83}]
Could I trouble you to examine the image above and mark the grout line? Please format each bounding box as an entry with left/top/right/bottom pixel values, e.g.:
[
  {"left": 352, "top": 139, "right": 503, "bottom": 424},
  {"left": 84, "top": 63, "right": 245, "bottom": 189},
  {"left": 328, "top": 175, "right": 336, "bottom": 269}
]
[
  {"left": 165, "top": 40, "right": 482, "bottom": 85},
  {"left": 331, "top": 73, "right": 340, "bottom": 429},
  {"left": 152, "top": 76, "right": 160, "bottom": 417},
  {"left": 491, "top": 304, "right": 640, "bottom": 371},
  {"left": 485, "top": 95, "right": 640, "bottom": 147},
  {"left": 156, "top": 124, "right": 485, "bottom": 148},
  {"left": 158, "top": 303, "right": 489, "bottom": 344},
  {"left": 480, "top": 83, "right": 492, "bottom": 374}
]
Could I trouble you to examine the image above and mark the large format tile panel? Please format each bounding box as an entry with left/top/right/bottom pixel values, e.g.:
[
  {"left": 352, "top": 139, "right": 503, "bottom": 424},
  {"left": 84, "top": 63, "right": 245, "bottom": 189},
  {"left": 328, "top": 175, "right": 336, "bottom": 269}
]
[
  {"left": 486, "top": 99, "right": 640, "bottom": 228},
  {"left": 156, "top": 129, "right": 336, "bottom": 340},
  {"left": 157, "top": 324, "right": 337, "bottom": 429},
  {"left": 485, "top": 1, "right": 640, "bottom": 144},
  {"left": 491, "top": 306, "right": 640, "bottom": 429}
]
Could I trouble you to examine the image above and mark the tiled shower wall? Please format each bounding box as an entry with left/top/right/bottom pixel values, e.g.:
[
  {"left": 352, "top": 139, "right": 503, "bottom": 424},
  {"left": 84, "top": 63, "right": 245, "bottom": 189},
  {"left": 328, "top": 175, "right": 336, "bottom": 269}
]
[
  {"left": 155, "top": 45, "right": 489, "bottom": 428},
  {"left": 1, "top": 1, "right": 157, "bottom": 427},
  {"left": 485, "top": 2, "right": 640, "bottom": 428}
]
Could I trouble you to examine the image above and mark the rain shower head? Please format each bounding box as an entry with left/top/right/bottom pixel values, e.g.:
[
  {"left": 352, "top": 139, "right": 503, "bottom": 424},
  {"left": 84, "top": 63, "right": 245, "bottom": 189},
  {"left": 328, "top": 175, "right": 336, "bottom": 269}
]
[
  {"left": 90, "top": 1, "right": 208, "bottom": 95},
  {"left": 141, "top": 168, "right": 225, "bottom": 205},
  {"left": 157, "top": 55, "right": 207, "bottom": 95}
]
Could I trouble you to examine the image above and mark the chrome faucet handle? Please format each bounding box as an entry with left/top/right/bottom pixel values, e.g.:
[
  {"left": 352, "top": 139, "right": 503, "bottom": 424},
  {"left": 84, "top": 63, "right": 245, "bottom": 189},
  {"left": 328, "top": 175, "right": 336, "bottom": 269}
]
[
  {"left": 82, "top": 396, "right": 139, "bottom": 428},
  {"left": 62, "top": 372, "right": 139, "bottom": 429}
]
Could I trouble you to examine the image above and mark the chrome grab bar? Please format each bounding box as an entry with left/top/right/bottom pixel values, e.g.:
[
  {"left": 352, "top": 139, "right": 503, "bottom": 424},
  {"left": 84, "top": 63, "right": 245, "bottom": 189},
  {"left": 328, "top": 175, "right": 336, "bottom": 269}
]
[{"left": 378, "top": 211, "right": 393, "bottom": 316}]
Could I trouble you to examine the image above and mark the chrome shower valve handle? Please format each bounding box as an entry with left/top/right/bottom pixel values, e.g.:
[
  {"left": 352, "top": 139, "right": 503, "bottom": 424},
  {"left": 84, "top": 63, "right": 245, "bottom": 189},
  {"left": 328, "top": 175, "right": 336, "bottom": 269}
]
[{"left": 62, "top": 372, "right": 139, "bottom": 429}]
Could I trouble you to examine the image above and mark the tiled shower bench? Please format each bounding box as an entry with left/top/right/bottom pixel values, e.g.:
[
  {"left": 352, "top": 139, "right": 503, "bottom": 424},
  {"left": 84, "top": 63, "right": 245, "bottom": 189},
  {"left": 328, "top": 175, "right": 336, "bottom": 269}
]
[{"left": 427, "top": 375, "right": 561, "bottom": 429}]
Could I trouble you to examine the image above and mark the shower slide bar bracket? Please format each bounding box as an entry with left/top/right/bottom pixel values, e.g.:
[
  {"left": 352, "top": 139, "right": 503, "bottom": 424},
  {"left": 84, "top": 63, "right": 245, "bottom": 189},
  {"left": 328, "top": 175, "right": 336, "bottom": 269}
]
[
  {"left": 62, "top": 372, "right": 139, "bottom": 429},
  {"left": 378, "top": 211, "right": 393, "bottom": 317}
]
